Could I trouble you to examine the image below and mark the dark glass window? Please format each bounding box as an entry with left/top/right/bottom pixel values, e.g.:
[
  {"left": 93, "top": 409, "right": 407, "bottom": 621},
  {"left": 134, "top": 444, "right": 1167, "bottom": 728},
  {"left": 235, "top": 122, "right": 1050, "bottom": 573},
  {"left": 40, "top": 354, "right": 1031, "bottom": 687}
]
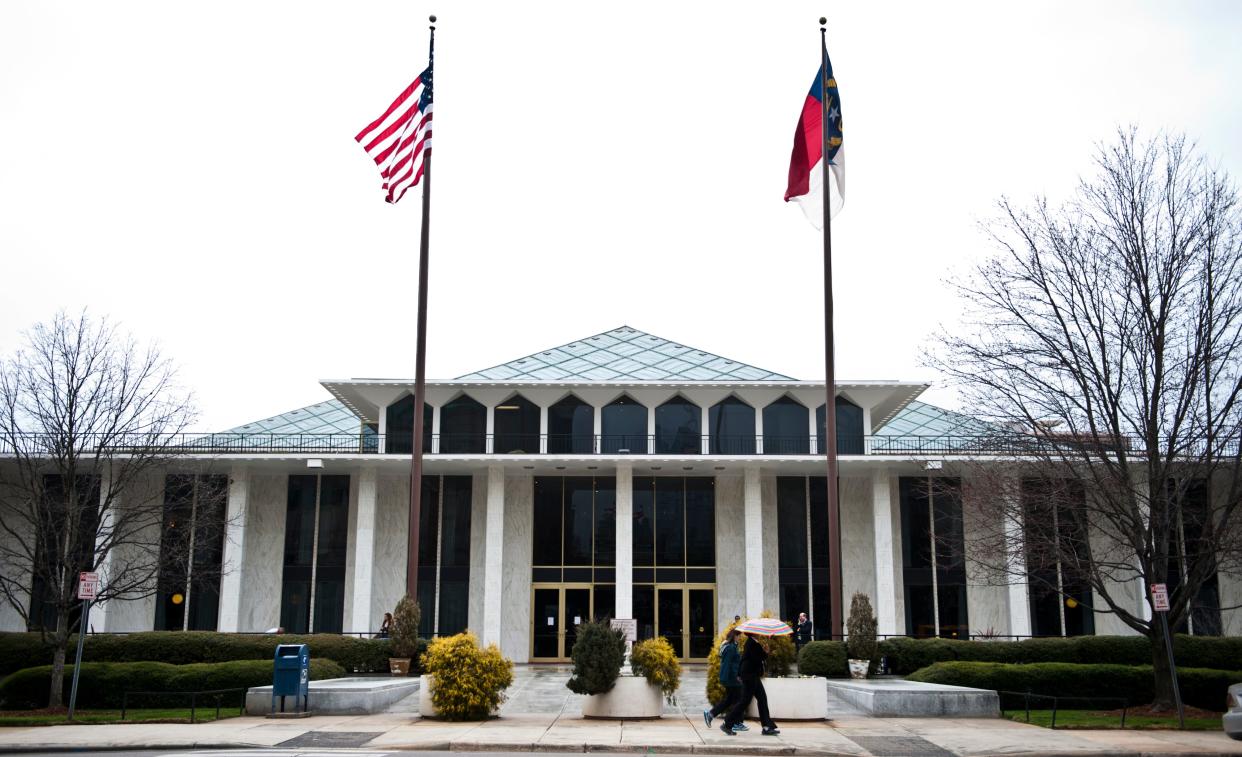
[
  {"left": 633, "top": 477, "right": 655, "bottom": 567},
  {"left": 817, "top": 397, "right": 865, "bottom": 455},
  {"left": 532, "top": 476, "right": 616, "bottom": 568},
  {"left": 440, "top": 395, "right": 486, "bottom": 454},
  {"left": 601, "top": 395, "right": 647, "bottom": 454},
  {"left": 156, "top": 475, "right": 227, "bottom": 631},
  {"left": 416, "top": 476, "right": 438, "bottom": 637},
  {"left": 777, "top": 477, "right": 809, "bottom": 623},
  {"left": 280, "top": 475, "right": 318, "bottom": 634},
  {"left": 548, "top": 395, "right": 594, "bottom": 454},
  {"left": 437, "top": 476, "right": 473, "bottom": 636},
  {"left": 280, "top": 475, "right": 350, "bottom": 634},
  {"left": 29, "top": 475, "right": 101, "bottom": 632},
  {"left": 685, "top": 478, "right": 715, "bottom": 566},
  {"left": 655, "top": 396, "right": 700, "bottom": 454},
  {"left": 494, "top": 394, "right": 540, "bottom": 454},
  {"left": 763, "top": 395, "right": 809, "bottom": 454},
  {"left": 899, "top": 477, "right": 968, "bottom": 638},
  {"left": 1023, "top": 478, "right": 1095, "bottom": 637},
  {"left": 1177, "top": 480, "right": 1221, "bottom": 635},
  {"left": 709, "top": 396, "right": 755, "bottom": 454},
  {"left": 655, "top": 479, "right": 685, "bottom": 565},
  {"left": 386, "top": 394, "right": 433, "bottom": 455},
  {"left": 313, "top": 476, "right": 349, "bottom": 634}
]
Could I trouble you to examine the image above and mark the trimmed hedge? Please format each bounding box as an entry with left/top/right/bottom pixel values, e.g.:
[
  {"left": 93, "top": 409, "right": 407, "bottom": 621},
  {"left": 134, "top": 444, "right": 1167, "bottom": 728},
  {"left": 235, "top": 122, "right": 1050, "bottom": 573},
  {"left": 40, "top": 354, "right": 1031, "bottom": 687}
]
[
  {"left": 797, "top": 640, "right": 848, "bottom": 678},
  {"left": 0, "top": 658, "right": 346, "bottom": 710},
  {"left": 0, "top": 632, "right": 428, "bottom": 678},
  {"left": 907, "top": 661, "right": 1242, "bottom": 711},
  {"left": 878, "top": 635, "right": 1242, "bottom": 676}
]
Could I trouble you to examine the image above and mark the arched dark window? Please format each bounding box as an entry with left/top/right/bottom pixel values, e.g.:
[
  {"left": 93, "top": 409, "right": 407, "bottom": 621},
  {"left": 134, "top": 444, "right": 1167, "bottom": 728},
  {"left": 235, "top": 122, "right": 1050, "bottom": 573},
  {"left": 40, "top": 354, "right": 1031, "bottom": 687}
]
[
  {"left": 494, "top": 394, "right": 540, "bottom": 454},
  {"left": 548, "top": 395, "right": 593, "bottom": 454},
  {"left": 386, "top": 394, "right": 433, "bottom": 454},
  {"left": 709, "top": 396, "right": 755, "bottom": 454},
  {"left": 440, "top": 395, "right": 486, "bottom": 453},
  {"left": 763, "top": 395, "right": 809, "bottom": 454},
  {"left": 601, "top": 395, "right": 647, "bottom": 454},
  {"left": 655, "top": 396, "right": 700, "bottom": 454},
  {"left": 817, "top": 396, "right": 865, "bottom": 455}
]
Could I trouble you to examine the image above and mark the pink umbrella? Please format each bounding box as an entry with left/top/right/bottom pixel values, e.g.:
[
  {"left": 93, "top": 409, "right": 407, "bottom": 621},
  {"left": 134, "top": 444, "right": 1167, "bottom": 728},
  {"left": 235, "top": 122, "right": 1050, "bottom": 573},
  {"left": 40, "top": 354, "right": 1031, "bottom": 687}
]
[{"left": 735, "top": 617, "right": 793, "bottom": 636}]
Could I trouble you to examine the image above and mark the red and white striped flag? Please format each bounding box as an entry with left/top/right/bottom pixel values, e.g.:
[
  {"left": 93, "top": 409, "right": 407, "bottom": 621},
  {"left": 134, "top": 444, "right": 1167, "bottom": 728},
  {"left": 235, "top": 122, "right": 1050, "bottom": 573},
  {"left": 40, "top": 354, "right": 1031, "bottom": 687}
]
[{"left": 355, "top": 66, "right": 433, "bottom": 204}]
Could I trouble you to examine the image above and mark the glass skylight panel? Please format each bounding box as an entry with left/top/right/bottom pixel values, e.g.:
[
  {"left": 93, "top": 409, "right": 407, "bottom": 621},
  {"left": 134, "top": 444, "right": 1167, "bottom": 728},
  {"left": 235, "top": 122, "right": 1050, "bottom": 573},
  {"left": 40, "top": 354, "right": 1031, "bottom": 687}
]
[
  {"left": 601, "top": 357, "right": 643, "bottom": 375},
  {"left": 581, "top": 366, "right": 623, "bottom": 380},
  {"left": 653, "top": 357, "right": 696, "bottom": 376}
]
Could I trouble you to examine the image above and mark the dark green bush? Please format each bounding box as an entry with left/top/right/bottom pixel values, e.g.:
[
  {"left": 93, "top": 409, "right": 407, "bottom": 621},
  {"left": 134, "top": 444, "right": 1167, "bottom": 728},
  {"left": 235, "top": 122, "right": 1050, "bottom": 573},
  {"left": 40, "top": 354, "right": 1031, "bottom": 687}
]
[
  {"left": 565, "top": 620, "right": 625, "bottom": 695},
  {"left": 907, "top": 661, "right": 1242, "bottom": 712},
  {"left": 0, "top": 658, "right": 345, "bottom": 710},
  {"left": 877, "top": 635, "right": 1242, "bottom": 675},
  {"left": 797, "top": 640, "right": 848, "bottom": 678},
  {"left": 0, "top": 632, "right": 425, "bottom": 678}
]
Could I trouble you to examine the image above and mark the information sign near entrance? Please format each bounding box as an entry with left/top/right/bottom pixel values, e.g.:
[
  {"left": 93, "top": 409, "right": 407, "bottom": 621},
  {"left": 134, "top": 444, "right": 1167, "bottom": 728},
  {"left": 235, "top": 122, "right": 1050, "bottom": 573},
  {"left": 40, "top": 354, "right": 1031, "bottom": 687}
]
[{"left": 1149, "top": 582, "right": 1184, "bottom": 728}]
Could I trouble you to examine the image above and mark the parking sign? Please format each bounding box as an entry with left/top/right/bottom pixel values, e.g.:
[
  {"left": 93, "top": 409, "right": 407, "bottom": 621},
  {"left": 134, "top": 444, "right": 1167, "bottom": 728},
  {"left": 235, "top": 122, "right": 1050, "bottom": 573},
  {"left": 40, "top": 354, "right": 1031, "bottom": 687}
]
[
  {"left": 77, "top": 572, "right": 99, "bottom": 600},
  {"left": 1151, "top": 582, "right": 1169, "bottom": 612}
]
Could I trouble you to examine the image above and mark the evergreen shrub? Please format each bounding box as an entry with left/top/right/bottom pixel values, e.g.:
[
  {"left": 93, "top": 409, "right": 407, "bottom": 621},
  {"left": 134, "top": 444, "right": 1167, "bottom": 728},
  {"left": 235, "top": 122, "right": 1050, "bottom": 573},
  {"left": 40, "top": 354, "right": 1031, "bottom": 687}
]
[
  {"left": 390, "top": 595, "right": 422, "bottom": 661},
  {"left": 798, "top": 640, "right": 848, "bottom": 678},
  {"left": 845, "top": 593, "right": 878, "bottom": 666},
  {"left": 565, "top": 620, "right": 625, "bottom": 696}
]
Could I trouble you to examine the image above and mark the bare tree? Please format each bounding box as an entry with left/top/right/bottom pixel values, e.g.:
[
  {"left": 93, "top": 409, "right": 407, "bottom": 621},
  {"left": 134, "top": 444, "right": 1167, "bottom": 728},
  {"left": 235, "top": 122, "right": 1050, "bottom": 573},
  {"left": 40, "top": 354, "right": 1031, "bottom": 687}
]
[
  {"left": 929, "top": 129, "right": 1242, "bottom": 710},
  {"left": 0, "top": 311, "right": 216, "bottom": 708}
]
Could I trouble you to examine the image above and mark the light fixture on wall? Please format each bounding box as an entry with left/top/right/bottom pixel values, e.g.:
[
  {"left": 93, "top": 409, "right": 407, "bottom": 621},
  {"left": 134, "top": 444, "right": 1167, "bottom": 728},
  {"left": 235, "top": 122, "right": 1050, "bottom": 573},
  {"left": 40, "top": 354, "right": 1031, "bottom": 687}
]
[
  {"left": 923, "top": 460, "right": 943, "bottom": 471},
  {"left": 307, "top": 459, "right": 324, "bottom": 469},
  {"left": 496, "top": 405, "right": 519, "bottom": 411}
]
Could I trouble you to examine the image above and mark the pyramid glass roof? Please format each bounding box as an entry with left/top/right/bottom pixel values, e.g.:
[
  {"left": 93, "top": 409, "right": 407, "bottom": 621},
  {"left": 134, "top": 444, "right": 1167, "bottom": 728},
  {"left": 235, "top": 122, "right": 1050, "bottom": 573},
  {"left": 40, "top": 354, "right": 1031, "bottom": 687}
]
[
  {"left": 455, "top": 326, "right": 795, "bottom": 382},
  {"left": 217, "top": 399, "right": 367, "bottom": 436}
]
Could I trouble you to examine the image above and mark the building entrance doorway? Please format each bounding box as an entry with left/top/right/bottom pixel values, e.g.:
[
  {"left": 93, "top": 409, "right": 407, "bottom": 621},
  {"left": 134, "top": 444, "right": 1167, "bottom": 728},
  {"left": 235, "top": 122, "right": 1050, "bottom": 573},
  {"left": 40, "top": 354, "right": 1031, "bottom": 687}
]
[
  {"left": 635, "top": 584, "right": 715, "bottom": 660},
  {"left": 530, "top": 583, "right": 614, "bottom": 661}
]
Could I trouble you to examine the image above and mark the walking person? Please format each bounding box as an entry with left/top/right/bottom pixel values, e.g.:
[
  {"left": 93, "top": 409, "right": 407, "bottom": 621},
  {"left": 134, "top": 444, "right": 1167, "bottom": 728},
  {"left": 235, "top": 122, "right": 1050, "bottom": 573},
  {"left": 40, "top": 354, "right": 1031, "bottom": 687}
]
[
  {"left": 794, "top": 612, "right": 813, "bottom": 652},
  {"left": 703, "top": 629, "right": 748, "bottom": 731},
  {"left": 720, "top": 634, "right": 779, "bottom": 736}
]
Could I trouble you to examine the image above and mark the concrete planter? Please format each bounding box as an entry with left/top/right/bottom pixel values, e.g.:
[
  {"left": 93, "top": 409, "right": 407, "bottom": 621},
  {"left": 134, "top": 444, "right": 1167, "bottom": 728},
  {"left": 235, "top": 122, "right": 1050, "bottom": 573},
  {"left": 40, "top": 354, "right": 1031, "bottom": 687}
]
[
  {"left": 747, "top": 676, "right": 828, "bottom": 720},
  {"left": 418, "top": 675, "right": 500, "bottom": 719},
  {"left": 581, "top": 675, "right": 664, "bottom": 719},
  {"left": 389, "top": 658, "right": 411, "bottom": 676},
  {"left": 848, "top": 659, "right": 870, "bottom": 679}
]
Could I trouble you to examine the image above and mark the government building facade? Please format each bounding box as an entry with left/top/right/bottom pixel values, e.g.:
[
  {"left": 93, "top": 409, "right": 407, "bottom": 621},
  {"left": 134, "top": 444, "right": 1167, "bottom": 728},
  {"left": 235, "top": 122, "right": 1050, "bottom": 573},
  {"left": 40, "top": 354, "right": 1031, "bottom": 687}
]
[{"left": 2, "top": 326, "right": 1238, "bottom": 661}]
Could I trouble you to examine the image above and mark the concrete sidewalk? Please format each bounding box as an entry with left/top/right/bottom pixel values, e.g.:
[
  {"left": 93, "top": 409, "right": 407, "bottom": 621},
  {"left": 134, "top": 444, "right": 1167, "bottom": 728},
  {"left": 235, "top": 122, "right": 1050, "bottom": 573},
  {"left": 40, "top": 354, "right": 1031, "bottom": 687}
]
[{"left": 1, "top": 710, "right": 1240, "bottom": 756}]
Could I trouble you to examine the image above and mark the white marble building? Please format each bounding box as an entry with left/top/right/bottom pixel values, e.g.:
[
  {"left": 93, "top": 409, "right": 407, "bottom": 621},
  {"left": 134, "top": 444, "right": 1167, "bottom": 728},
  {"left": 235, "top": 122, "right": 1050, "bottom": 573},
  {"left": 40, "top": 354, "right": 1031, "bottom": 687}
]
[{"left": 2, "top": 326, "right": 1238, "bottom": 661}]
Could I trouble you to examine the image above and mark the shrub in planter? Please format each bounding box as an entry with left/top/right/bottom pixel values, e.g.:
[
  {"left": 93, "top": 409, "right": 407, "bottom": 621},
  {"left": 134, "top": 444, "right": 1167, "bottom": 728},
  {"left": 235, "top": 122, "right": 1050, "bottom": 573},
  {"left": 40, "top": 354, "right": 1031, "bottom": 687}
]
[
  {"left": 798, "top": 640, "right": 848, "bottom": 678},
  {"left": 907, "top": 661, "right": 1242, "bottom": 712},
  {"left": 759, "top": 610, "right": 796, "bottom": 678},
  {"left": 630, "top": 637, "right": 681, "bottom": 700},
  {"left": 389, "top": 595, "right": 422, "bottom": 674},
  {"left": 0, "top": 658, "right": 345, "bottom": 710},
  {"left": 423, "top": 632, "right": 513, "bottom": 720},
  {"left": 846, "top": 594, "right": 878, "bottom": 661},
  {"left": 566, "top": 620, "right": 625, "bottom": 695}
]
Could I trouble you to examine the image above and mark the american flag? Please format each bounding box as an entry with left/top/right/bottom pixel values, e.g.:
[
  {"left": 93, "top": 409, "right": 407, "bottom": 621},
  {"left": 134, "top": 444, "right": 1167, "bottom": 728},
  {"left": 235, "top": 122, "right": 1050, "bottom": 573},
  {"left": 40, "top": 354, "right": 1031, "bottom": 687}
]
[{"left": 355, "top": 63, "right": 433, "bottom": 204}]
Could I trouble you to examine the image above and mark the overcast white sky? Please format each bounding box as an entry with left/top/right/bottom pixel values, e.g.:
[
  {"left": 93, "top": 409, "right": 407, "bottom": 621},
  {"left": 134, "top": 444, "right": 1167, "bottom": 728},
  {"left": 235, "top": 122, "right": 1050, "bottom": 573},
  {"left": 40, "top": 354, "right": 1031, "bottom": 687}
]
[{"left": 2, "top": 1, "right": 1240, "bottom": 431}]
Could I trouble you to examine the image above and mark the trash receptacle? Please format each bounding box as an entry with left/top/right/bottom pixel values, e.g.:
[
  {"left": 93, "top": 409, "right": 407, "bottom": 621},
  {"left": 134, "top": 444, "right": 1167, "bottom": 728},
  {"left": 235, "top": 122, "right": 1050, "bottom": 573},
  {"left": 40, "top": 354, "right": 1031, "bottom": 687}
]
[{"left": 271, "top": 644, "right": 310, "bottom": 715}]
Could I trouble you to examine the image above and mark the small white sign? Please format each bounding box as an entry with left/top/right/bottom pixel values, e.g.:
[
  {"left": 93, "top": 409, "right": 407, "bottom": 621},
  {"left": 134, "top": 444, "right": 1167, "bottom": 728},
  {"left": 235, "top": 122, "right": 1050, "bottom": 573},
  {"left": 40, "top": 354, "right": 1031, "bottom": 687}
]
[
  {"left": 1151, "top": 583, "right": 1170, "bottom": 612},
  {"left": 547, "top": 616, "right": 555, "bottom": 626},
  {"left": 573, "top": 616, "right": 581, "bottom": 626},
  {"left": 77, "top": 572, "right": 99, "bottom": 600},
  {"left": 611, "top": 618, "right": 638, "bottom": 643}
]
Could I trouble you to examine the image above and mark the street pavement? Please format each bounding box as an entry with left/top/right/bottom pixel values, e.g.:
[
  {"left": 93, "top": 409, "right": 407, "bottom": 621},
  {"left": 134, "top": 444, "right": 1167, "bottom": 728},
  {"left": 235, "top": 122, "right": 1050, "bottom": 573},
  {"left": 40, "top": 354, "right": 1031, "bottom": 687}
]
[{"left": 0, "top": 666, "right": 1238, "bottom": 756}]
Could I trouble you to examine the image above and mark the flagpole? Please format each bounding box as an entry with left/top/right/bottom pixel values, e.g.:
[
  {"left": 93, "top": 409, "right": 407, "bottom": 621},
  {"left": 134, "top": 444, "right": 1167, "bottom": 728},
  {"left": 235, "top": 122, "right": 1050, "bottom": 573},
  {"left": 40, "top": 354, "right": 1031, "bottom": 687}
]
[
  {"left": 407, "top": 14, "right": 436, "bottom": 607},
  {"left": 819, "top": 17, "right": 843, "bottom": 641}
]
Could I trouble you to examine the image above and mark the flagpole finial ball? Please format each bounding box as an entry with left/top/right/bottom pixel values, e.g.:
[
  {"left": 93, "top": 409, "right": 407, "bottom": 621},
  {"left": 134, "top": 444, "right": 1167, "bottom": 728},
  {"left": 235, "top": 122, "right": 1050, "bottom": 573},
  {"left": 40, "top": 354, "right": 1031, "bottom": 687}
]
[
  {"left": 819, "top": 17, "right": 827, "bottom": 26},
  {"left": 429, "top": 14, "right": 437, "bottom": 23}
]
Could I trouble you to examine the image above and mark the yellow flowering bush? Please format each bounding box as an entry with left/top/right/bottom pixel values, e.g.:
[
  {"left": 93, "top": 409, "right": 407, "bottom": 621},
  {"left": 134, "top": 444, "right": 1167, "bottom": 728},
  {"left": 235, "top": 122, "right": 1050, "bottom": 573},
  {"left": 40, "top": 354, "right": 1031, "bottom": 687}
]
[
  {"left": 423, "top": 632, "right": 513, "bottom": 720},
  {"left": 630, "top": 636, "right": 680, "bottom": 700}
]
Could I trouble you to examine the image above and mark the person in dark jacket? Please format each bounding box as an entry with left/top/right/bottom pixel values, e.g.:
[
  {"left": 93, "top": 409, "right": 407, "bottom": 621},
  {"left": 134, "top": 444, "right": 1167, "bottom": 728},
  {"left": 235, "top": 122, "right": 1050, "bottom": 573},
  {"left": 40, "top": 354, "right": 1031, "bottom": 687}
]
[
  {"left": 794, "top": 612, "right": 812, "bottom": 650},
  {"left": 704, "top": 629, "right": 746, "bottom": 730},
  {"left": 720, "top": 634, "right": 779, "bottom": 736}
]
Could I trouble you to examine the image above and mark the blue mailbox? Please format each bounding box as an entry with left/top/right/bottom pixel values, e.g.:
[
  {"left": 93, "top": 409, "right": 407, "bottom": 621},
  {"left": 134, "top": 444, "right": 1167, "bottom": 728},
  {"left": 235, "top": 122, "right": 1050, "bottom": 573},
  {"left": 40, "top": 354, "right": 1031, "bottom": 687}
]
[{"left": 271, "top": 644, "right": 310, "bottom": 715}]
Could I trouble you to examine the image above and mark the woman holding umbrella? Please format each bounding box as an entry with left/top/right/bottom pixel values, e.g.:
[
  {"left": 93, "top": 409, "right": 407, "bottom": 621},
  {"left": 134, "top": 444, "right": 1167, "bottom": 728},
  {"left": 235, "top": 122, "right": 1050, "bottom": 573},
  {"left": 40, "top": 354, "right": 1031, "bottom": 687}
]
[{"left": 720, "top": 617, "right": 785, "bottom": 736}]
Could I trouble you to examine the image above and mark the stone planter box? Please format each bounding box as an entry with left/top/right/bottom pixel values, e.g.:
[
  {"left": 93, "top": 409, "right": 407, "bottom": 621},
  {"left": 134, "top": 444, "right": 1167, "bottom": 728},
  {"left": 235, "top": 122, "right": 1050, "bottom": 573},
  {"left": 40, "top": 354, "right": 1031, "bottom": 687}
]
[
  {"left": 747, "top": 676, "right": 828, "bottom": 720},
  {"left": 581, "top": 675, "right": 664, "bottom": 719},
  {"left": 418, "top": 675, "right": 500, "bottom": 719}
]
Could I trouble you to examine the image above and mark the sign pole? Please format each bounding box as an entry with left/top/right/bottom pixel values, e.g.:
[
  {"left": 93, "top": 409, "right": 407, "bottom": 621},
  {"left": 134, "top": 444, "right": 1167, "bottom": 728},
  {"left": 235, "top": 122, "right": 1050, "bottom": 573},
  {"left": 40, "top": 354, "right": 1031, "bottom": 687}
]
[
  {"left": 67, "top": 599, "right": 91, "bottom": 721},
  {"left": 1151, "top": 582, "right": 1184, "bottom": 728}
]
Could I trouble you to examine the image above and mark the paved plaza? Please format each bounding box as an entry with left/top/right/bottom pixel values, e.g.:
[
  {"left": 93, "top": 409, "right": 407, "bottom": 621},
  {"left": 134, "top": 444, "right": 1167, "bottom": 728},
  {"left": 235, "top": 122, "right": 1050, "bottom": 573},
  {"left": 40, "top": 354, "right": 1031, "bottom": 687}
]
[{"left": 0, "top": 667, "right": 1239, "bottom": 756}]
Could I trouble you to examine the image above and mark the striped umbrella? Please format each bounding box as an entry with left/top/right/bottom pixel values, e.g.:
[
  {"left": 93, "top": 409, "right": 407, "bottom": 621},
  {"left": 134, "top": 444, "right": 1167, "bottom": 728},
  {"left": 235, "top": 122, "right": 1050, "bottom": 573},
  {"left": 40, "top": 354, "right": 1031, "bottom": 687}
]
[{"left": 734, "top": 617, "right": 793, "bottom": 636}]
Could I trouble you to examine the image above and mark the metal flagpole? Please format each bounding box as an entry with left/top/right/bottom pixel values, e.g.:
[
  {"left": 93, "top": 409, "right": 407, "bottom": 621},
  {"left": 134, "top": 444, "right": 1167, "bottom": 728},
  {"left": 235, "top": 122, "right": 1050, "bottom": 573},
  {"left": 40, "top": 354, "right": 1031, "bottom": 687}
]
[
  {"left": 819, "top": 17, "right": 843, "bottom": 641},
  {"left": 407, "top": 15, "right": 437, "bottom": 605}
]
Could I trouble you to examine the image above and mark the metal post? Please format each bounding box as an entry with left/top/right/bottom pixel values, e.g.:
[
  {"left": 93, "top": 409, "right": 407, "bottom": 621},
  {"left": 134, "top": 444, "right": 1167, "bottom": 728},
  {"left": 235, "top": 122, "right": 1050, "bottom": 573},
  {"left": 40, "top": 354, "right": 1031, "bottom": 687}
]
[
  {"left": 67, "top": 599, "right": 91, "bottom": 721},
  {"left": 1159, "top": 612, "right": 1185, "bottom": 728}
]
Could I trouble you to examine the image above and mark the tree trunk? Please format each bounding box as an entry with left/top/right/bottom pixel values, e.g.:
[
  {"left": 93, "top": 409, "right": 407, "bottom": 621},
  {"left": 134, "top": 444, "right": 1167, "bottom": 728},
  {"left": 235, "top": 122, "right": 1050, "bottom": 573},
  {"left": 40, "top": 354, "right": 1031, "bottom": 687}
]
[
  {"left": 1148, "top": 624, "right": 1177, "bottom": 712},
  {"left": 48, "top": 640, "right": 67, "bottom": 709}
]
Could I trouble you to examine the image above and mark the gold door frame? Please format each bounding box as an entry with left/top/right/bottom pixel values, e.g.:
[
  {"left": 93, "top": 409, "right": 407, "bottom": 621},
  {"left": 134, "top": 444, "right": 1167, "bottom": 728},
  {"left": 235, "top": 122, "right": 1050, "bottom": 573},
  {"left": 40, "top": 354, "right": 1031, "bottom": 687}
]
[
  {"left": 529, "top": 582, "right": 594, "bottom": 662},
  {"left": 649, "top": 582, "right": 716, "bottom": 662}
]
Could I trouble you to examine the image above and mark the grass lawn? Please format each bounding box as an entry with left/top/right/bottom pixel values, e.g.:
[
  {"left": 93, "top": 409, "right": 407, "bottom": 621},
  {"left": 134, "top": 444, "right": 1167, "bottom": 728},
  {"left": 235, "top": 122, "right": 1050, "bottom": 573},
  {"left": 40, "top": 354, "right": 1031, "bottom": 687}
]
[
  {"left": 0, "top": 707, "right": 244, "bottom": 727},
  {"left": 1004, "top": 709, "right": 1222, "bottom": 731}
]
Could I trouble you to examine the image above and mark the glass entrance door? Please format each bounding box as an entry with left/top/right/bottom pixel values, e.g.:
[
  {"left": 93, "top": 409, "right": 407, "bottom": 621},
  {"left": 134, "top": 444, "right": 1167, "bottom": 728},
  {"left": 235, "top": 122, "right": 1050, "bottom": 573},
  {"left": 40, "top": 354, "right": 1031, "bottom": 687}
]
[
  {"left": 638, "top": 584, "right": 714, "bottom": 661},
  {"left": 530, "top": 584, "right": 599, "bottom": 661},
  {"left": 688, "top": 588, "right": 714, "bottom": 658},
  {"left": 657, "top": 588, "right": 684, "bottom": 657}
]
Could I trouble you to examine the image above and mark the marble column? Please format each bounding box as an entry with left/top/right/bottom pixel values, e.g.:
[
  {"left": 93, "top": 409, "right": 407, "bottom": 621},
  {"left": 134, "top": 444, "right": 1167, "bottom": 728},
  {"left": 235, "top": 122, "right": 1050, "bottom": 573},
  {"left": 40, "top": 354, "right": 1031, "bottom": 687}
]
[
  {"left": 615, "top": 463, "right": 633, "bottom": 619},
  {"left": 349, "top": 467, "right": 378, "bottom": 633},
  {"left": 871, "top": 472, "right": 899, "bottom": 636},
  {"left": 481, "top": 465, "right": 506, "bottom": 646},
  {"left": 218, "top": 467, "right": 250, "bottom": 632},
  {"left": 1003, "top": 479, "right": 1033, "bottom": 637},
  {"left": 743, "top": 465, "right": 764, "bottom": 616}
]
